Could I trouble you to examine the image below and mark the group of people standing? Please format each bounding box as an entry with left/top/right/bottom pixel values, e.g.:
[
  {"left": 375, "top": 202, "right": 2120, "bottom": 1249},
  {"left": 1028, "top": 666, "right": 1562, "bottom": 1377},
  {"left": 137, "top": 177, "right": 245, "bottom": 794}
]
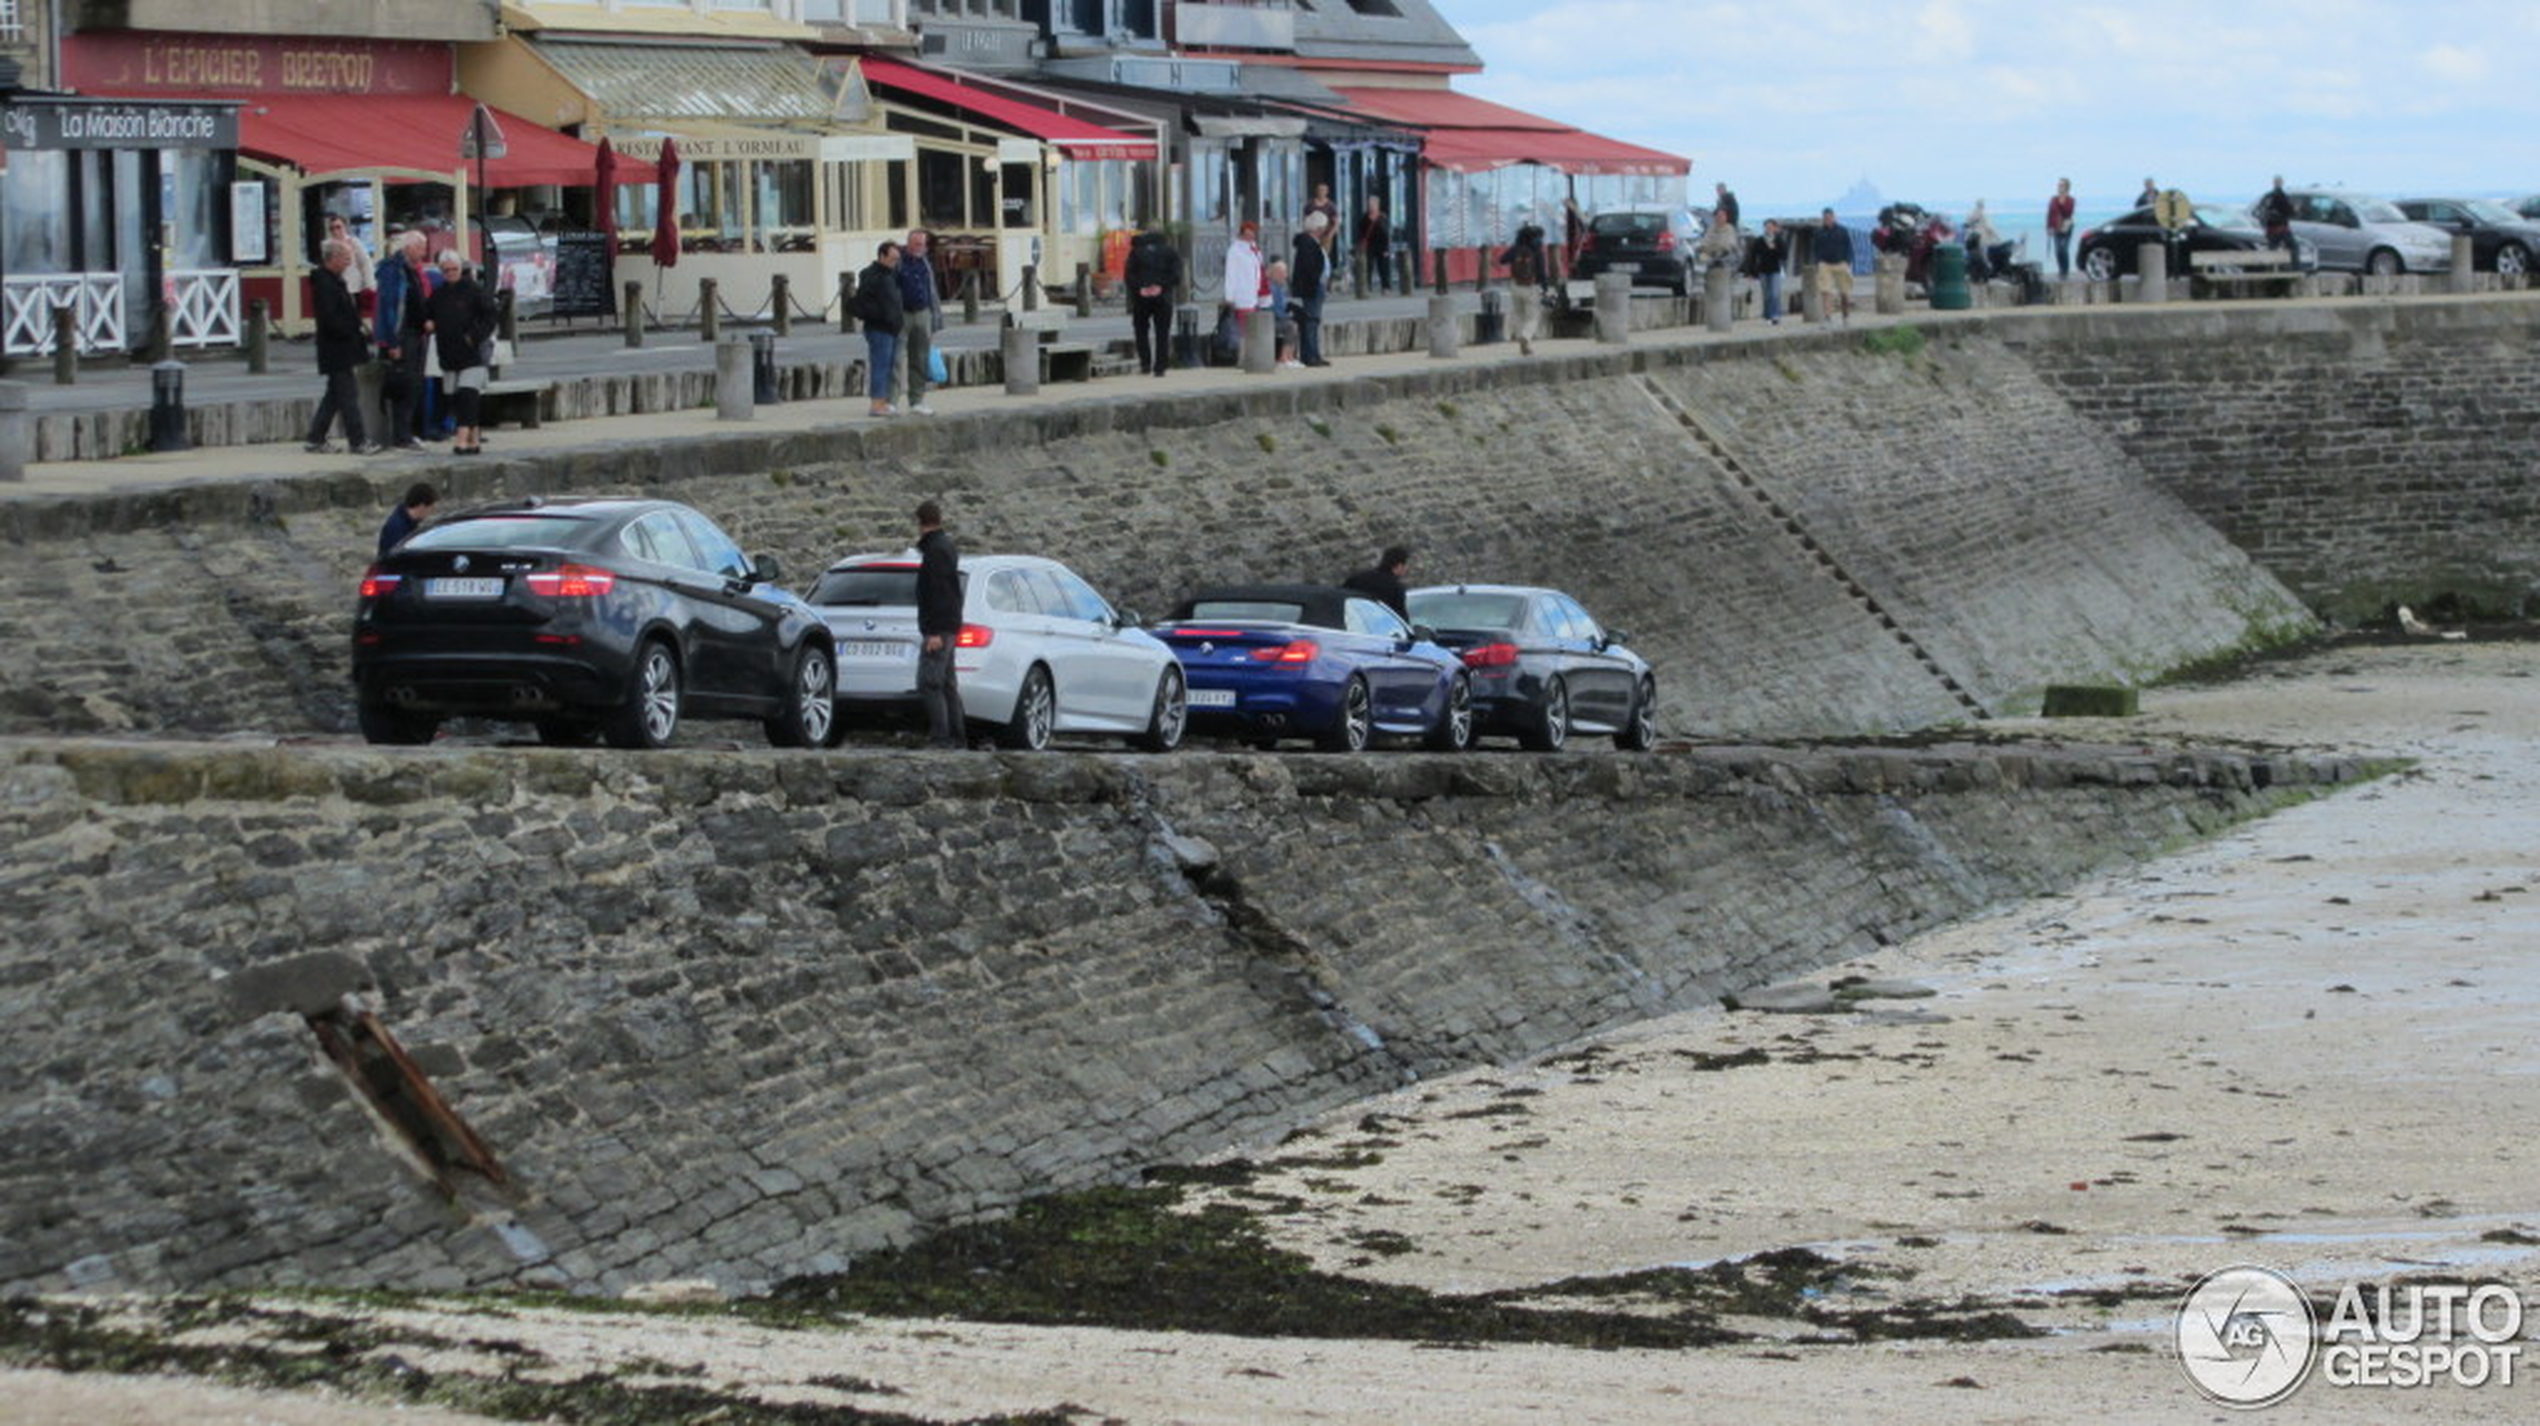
[
  {"left": 306, "top": 220, "right": 501, "bottom": 456},
  {"left": 852, "top": 228, "right": 945, "bottom": 419}
]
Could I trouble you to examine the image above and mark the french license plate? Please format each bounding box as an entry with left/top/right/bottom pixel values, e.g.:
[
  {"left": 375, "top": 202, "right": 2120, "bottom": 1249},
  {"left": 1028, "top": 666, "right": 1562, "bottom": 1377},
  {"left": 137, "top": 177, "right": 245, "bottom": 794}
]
[
  {"left": 1610, "top": 262, "right": 1640, "bottom": 274},
  {"left": 841, "top": 640, "right": 909, "bottom": 660},
  {"left": 425, "top": 577, "right": 504, "bottom": 599},
  {"left": 1188, "top": 688, "right": 1237, "bottom": 708}
]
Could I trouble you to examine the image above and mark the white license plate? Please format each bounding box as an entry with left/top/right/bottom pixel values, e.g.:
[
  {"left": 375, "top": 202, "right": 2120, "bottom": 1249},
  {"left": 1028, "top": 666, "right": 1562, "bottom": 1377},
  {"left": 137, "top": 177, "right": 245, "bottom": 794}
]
[
  {"left": 1188, "top": 688, "right": 1237, "bottom": 708},
  {"left": 1610, "top": 262, "right": 1640, "bottom": 273},
  {"left": 841, "top": 640, "right": 911, "bottom": 660},
  {"left": 425, "top": 577, "right": 505, "bottom": 599}
]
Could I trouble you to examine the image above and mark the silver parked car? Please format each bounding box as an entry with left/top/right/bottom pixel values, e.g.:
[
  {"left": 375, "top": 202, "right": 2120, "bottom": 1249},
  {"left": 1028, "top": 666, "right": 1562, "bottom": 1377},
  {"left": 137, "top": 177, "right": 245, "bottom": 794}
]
[
  {"left": 809, "top": 551, "right": 1186, "bottom": 751},
  {"left": 2281, "top": 188, "right": 2453, "bottom": 275},
  {"left": 1404, "top": 583, "right": 1658, "bottom": 751}
]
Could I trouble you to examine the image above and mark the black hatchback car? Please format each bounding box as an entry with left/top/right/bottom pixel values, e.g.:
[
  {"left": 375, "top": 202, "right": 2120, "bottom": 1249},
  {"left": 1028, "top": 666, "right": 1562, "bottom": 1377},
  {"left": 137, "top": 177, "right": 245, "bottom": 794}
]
[
  {"left": 1571, "top": 208, "right": 1701, "bottom": 294},
  {"left": 1405, "top": 584, "right": 1658, "bottom": 751},
  {"left": 2393, "top": 197, "right": 2540, "bottom": 276},
  {"left": 2074, "top": 203, "right": 2301, "bottom": 280},
  {"left": 351, "top": 496, "right": 836, "bottom": 749}
]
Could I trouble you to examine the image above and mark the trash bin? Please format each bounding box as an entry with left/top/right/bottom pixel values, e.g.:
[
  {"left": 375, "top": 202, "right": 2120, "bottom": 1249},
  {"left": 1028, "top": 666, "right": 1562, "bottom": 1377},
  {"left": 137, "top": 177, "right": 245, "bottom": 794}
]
[
  {"left": 1475, "top": 287, "right": 1505, "bottom": 345},
  {"left": 1928, "top": 243, "right": 1972, "bottom": 311},
  {"left": 748, "top": 329, "right": 781, "bottom": 405}
]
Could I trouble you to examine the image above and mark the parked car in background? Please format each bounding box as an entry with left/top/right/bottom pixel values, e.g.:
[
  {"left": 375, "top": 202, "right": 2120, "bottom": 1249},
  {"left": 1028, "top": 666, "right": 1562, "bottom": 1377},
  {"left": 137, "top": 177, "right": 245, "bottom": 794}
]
[
  {"left": 2509, "top": 195, "right": 2540, "bottom": 222},
  {"left": 2392, "top": 197, "right": 2540, "bottom": 275},
  {"left": 1149, "top": 584, "right": 1473, "bottom": 752},
  {"left": 1405, "top": 584, "right": 1658, "bottom": 751},
  {"left": 810, "top": 551, "right": 1184, "bottom": 751},
  {"left": 2074, "top": 203, "right": 2305, "bottom": 280},
  {"left": 2281, "top": 188, "right": 2452, "bottom": 275},
  {"left": 352, "top": 496, "right": 833, "bottom": 749},
  {"left": 1571, "top": 208, "right": 1702, "bottom": 294}
]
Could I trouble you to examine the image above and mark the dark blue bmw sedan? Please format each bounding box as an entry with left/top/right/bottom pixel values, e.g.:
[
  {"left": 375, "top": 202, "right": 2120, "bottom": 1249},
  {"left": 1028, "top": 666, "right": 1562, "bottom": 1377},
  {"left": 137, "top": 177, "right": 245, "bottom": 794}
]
[{"left": 1149, "top": 583, "right": 1472, "bottom": 752}]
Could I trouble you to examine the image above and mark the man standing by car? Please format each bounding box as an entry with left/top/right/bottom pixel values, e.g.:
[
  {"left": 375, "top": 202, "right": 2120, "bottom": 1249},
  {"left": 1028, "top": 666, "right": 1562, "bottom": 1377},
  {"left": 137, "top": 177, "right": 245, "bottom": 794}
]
[
  {"left": 915, "top": 499, "right": 965, "bottom": 749},
  {"left": 1342, "top": 545, "right": 1412, "bottom": 618},
  {"left": 2256, "top": 176, "right": 2296, "bottom": 254}
]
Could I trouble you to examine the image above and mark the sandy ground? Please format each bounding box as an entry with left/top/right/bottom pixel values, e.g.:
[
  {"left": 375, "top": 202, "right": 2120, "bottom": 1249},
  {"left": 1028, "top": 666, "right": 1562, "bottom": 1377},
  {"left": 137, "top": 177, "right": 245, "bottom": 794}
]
[{"left": 6, "top": 639, "right": 2534, "bottom": 1424}]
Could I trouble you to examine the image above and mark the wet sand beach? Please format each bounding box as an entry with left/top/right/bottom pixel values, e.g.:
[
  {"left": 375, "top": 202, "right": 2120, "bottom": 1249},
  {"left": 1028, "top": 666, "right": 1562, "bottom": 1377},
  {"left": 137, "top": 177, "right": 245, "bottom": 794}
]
[{"left": 6, "top": 639, "right": 2534, "bottom": 1423}]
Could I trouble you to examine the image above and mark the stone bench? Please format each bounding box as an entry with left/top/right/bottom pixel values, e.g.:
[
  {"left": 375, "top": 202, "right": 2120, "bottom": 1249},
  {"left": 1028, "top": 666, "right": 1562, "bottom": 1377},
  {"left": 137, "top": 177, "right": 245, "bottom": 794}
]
[
  {"left": 1041, "top": 343, "right": 1094, "bottom": 384},
  {"left": 2189, "top": 248, "right": 2305, "bottom": 299},
  {"left": 477, "top": 378, "right": 555, "bottom": 430}
]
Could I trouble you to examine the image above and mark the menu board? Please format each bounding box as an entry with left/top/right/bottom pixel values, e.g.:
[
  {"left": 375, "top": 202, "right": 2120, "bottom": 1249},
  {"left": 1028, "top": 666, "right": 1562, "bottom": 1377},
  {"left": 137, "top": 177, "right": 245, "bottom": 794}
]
[{"left": 551, "top": 230, "right": 615, "bottom": 320}]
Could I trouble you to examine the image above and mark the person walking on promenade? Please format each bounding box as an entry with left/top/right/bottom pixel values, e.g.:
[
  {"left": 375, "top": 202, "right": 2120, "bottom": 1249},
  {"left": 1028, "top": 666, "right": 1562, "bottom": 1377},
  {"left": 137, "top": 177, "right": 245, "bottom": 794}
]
[
  {"left": 1811, "top": 208, "right": 1855, "bottom": 325},
  {"left": 897, "top": 228, "right": 942, "bottom": 415},
  {"left": 328, "top": 215, "right": 375, "bottom": 317},
  {"left": 2047, "top": 178, "right": 2077, "bottom": 279},
  {"left": 378, "top": 482, "right": 438, "bottom": 557},
  {"left": 1124, "top": 228, "right": 1182, "bottom": 376},
  {"left": 1747, "top": 218, "right": 1790, "bottom": 325},
  {"left": 305, "top": 238, "right": 380, "bottom": 456},
  {"left": 1291, "top": 212, "right": 1331, "bottom": 367},
  {"left": 1501, "top": 222, "right": 1548, "bottom": 355},
  {"left": 914, "top": 499, "right": 965, "bottom": 750},
  {"left": 426, "top": 252, "right": 497, "bottom": 456},
  {"left": 372, "top": 230, "right": 431, "bottom": 451},
  {"left": 1342, "top": 546, "right": 1412, "bottom": 619},
  {"left": 1359, "top": 196, "right": 1393, "bottom": 293},
  {"left": 2255, "top": 175, "right": 2296, "bottom": 254},
  {"left": 1714, "top": 181, "right": 1740, "bottom": 230},
  {"left": 2138, "top": 176, "right": 2160, "bottom": 208},
  {"left": 856, "top": 240, "right": 905, "bottom": 418}
]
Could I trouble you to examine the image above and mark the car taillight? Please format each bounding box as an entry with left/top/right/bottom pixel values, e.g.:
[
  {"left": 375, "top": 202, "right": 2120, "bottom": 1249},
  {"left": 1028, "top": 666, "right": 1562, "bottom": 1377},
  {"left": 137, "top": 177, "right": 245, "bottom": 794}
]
[
  {"left": 955, "top": 624, "right": 994, "bottom": 649},
  {"left": 1461, "top": 642, "right": 1520, "bottom": 669},
  {"left": 1252, "top": 640, "right": 1318, "bottom": 663},
  {"left": 1655, "top": 229, "right": 1676, "bottom": 252},
  {"left": 523, "top": 563, "right": 617, "bottom": 598},
  {"left": 359, "top": 566, "right": 400, "bottom": 599}
]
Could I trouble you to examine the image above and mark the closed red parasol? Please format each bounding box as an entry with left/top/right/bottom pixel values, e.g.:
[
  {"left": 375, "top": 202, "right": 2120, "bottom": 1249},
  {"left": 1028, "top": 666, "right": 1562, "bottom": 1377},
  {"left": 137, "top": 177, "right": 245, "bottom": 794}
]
[
  {"left": 594, "top": 137, "right": 618, "bottom": 240},
  {"left": 652, "top": 135, "right": 681, "bottom": 268}
]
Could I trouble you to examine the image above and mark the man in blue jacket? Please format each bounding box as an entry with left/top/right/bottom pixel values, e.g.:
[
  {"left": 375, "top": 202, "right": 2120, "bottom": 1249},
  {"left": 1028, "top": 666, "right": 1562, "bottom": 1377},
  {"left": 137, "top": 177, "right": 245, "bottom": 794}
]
[
  {"left": 1810, "top": 208, "right": 1855, "bottom": 326},
  {"left": 372, "top": 231, "right": 431, "bottom": 449},
  {"left": 897, "top": 228, "right": 942, "bottom": 415}
]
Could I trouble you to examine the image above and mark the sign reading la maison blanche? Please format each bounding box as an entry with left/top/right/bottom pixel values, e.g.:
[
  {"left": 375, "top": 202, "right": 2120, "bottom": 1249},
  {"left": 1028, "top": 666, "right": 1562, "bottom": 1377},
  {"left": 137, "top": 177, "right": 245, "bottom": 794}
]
[{"left": 0, "top": 99, "right": 239, "bottom": 152}]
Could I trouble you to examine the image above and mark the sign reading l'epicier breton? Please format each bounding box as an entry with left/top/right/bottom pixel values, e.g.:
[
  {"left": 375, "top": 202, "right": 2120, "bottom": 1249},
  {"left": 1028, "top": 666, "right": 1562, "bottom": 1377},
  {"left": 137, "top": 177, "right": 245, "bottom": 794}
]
[{"left": 58, "top": 31, "right": 453, "bottom": 97}]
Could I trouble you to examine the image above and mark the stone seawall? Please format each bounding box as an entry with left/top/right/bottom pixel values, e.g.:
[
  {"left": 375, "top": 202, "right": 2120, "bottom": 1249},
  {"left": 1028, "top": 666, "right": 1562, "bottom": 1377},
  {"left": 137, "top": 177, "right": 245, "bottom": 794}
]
[
  {"left": 1998, "top": 297, "right": 2540, "bottom": 620},
  {"left": 0, "top": 323, "right": 2312, "bottom": 741},
  {"left": 0, "top": 740, "right": 2366, "bottom": 1295}
]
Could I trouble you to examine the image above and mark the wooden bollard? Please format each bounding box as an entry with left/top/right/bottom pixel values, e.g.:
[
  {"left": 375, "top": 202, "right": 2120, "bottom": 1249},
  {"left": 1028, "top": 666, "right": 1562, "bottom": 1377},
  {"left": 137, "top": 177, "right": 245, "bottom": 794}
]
[
  {"left": 623, "top": 280, "right": 645, "bottom": 347},
  {"left": 836, "top": 271, "right": 857, "bottom": 333},
  {"left": 771, "top": 274, "right": 792, "bottom": 335},
  {"left": 698, "top": 278, "right": 720, "bottom": 341},
  {"left": 245, "top": 299, "right": 270, "bottom": 375},
  {"left": 1021, "top": 264, "right": 1040, "bottom": 312},
  {"left": 961, "top": 269, "right": 981, "bottom": 325},
  {"left": 53, "top": 306, "right": 76, "bottom": 384},
  {"left": 1074, "top": 262, "right": 1093, "bottom": 317},
  {"left": 1432, "top": 248, "right": 1450, "bottom": 295}
]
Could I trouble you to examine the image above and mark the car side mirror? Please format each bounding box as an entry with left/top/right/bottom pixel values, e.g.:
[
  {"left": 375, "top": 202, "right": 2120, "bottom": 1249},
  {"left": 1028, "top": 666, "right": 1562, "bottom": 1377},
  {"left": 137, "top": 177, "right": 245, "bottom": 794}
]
[
  {"left": 1115, "top": 607, "right": 1143, "bottom": 628},
  {"left": 749, "top": 554, "right": 783, "bottom": 585},
  {"left": 1410, "top": 623, "right": 1441, "bottom": 644},
  {"left": 1603, "top": 628, "right": 1630, "bottom": 648}
]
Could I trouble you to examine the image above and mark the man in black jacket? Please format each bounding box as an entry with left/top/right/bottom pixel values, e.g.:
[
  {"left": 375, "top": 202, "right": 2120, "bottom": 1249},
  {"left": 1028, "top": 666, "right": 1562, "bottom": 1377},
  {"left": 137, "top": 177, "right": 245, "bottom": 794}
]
[
  {"left": 914, "top": 499, "right": 965, "bottom": 749},
  {"left": 304, "top": 239, "right": 380, "bottom": 455},
  {"left": 1124, "top": 229, "right": 1183, "bottom": 376},
  {"left": 1291, "top": 212, "right": 1331, "bottom": 367},
  {"left": 1342, "top": 545, "right": 1411, "bottom": 618},
  {"left": 857, "top": 241, "right": 905, "bottom": 417}
]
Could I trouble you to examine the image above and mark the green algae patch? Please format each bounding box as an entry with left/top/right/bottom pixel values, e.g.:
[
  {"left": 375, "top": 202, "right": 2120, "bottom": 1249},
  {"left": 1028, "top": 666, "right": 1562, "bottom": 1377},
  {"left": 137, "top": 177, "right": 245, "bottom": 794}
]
[
  {"left": 767, "top": 1183, "right": 1739, "bottom": 1349},
  {"left": 0, "top": 1296, "right": 1072, "bottom": 1426}
]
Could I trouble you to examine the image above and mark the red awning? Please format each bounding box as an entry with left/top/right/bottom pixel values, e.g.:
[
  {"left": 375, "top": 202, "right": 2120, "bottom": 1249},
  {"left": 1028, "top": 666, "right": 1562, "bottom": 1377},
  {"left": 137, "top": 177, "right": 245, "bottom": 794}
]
[
  {"left": 861, "top": 57, "right": 1158, "bottom": 162},
  {"left": 231, "top": 93, "right": 603, "bottom": 187},
  {"left": 1333, "top": 87, "right": 1688, "bottom": 178}
]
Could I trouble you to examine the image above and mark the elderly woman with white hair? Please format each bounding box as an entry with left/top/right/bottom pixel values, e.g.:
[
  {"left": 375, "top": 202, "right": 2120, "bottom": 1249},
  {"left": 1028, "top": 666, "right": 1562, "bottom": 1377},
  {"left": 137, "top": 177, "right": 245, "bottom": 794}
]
[{"left": 1289, "top": 210, "right": 1332, "bottom": 367}]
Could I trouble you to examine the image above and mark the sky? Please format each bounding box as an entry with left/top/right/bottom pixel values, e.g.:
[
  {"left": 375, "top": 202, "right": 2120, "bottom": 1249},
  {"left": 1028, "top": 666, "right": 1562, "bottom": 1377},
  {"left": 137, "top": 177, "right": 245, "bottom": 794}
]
[{"left": 1446, "top": 1, "right": 2540, "bottom": 216}]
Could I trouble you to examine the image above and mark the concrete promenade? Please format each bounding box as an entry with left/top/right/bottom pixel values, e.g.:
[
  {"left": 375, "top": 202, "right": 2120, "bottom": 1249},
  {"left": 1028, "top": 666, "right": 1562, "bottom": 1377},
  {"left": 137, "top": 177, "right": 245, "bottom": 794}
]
[{"left": 0, "top": 279, "right": 1796, "bottom": 500}]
